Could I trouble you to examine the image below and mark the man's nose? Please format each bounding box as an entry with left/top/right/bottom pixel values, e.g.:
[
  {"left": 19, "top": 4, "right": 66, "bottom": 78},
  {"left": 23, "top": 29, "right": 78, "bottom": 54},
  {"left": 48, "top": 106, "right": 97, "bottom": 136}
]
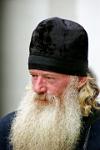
[{"left": 33, "top": 76, "right": 47, "bottom": 94}]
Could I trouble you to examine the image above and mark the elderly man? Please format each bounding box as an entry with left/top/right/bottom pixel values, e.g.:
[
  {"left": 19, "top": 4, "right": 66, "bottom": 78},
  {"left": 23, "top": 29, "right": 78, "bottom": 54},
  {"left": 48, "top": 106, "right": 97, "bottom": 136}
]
[{"left": 0, "top": 17, "right": 100, "bottom": 150}]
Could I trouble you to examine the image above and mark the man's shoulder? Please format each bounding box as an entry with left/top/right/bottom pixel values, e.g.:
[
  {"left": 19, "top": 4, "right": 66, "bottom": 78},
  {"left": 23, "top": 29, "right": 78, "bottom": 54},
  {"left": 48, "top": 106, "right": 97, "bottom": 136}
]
[
  {"left": 0, "top": 112, "right": 15, "bottom": 149},
  {"left": 90, "top": 109, "right": 100, "bottom": 138},
  {"left": 0, "top": 112, "right": 15, "bottom": 127},
  {"left": 0, "top": 112, "right": 15, "bottom": 138},
  {"left": 86, "top": 110, "right": 100, "bottom": 150},
  {"left": 90, "top": 110, "right": 100, "bottom": 137}
]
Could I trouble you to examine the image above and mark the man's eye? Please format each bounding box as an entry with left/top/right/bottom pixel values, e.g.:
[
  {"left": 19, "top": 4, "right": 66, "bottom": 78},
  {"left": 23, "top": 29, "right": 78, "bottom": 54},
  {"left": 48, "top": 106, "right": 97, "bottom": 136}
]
[
  {"left": 46, "top": 76, "right": 55, "bottom": 80},
  {"left": 31, "top": 74, "right": 38, "bottom": 78}
]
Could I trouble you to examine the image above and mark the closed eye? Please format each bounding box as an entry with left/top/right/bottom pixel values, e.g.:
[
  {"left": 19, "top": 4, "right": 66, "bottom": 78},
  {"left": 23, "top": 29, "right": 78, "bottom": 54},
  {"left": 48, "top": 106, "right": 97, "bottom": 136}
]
[
  {"left": 30, "top": 73, "right": 38, "bottom": 78},
  {"left": 44, "top": 75, "right": 55, "bottom": 80}
]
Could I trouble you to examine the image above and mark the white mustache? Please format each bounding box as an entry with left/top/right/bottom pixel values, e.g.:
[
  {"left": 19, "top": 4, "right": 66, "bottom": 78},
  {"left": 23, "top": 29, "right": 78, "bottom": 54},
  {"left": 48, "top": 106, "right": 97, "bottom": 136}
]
[{"left": 33, "top": 92, "right": 59, "bottom": 104}]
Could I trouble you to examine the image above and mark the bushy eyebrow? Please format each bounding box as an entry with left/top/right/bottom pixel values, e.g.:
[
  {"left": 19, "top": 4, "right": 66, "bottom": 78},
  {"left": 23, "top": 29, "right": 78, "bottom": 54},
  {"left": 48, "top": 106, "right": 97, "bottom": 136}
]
[{"left": 29, "top": 70, "right": 60, "bottom": 78}]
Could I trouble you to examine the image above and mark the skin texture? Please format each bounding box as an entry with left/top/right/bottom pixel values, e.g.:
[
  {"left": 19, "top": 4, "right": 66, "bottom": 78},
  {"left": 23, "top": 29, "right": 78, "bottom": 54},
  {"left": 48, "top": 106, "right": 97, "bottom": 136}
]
[
  {"left": 29, "top": 69, "right": 87, "bottom": 98},
  {"left": 29, "top": 69, "right": 71, "bottom": 97}
]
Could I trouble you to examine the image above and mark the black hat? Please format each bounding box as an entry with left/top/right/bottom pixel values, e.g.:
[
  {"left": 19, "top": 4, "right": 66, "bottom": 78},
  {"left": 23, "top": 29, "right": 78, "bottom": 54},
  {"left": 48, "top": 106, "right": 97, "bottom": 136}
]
[{"left": 28, "top": 17, "right": 88, "bottom": 76}]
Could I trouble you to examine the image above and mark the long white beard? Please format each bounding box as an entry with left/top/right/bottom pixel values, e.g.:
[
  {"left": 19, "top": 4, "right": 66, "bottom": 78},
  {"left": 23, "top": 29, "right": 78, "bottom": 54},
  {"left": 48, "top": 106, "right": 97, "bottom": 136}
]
[{"left": 9, "top": 77, "right": 82, "bottom": 150}]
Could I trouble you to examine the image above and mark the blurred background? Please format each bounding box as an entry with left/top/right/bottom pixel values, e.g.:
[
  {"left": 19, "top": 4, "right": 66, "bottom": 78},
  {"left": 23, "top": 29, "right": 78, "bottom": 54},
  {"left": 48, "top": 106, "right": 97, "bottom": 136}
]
[{"left": 0, "top": 0, "right": 100, "bottom": 116}]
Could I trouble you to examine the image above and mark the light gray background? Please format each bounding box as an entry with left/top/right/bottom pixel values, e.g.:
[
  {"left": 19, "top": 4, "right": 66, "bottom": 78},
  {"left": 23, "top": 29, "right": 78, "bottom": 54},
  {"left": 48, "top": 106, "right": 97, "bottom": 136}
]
[{"left": 1, "top": 0, "right": 100, "bottom": 116}]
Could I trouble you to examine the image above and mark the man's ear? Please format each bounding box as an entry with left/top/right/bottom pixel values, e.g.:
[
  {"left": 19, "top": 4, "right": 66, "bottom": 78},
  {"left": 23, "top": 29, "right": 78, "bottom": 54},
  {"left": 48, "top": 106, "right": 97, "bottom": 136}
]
[{"left": 78, "top": 77, "right": 87, "bottom": 89}]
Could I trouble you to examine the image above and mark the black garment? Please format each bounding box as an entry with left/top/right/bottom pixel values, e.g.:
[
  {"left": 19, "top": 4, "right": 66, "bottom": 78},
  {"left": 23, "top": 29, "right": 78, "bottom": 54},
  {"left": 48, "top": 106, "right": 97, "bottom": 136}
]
[
  {"left": 0, "top": 111, "right": 100, "bottom": 150},
  {"left": 0, "top": 112, "right": 15, "bottom": 150}
]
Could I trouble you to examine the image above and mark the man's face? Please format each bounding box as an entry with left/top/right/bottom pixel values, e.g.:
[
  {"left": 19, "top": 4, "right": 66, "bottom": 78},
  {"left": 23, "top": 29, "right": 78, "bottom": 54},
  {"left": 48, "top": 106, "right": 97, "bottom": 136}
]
[
  {"left": 29, "top": 69, "right": 71, "bottom": 105},
  {"left": 10, "top": 69, "right": 82, "bottom": 150}
]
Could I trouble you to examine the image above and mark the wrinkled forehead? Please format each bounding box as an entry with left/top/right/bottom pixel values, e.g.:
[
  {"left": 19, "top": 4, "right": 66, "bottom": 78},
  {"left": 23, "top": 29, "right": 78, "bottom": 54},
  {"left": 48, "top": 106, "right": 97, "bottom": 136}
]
[{"left": 29, "top": 69, "right": 71, "bottom": 77}]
